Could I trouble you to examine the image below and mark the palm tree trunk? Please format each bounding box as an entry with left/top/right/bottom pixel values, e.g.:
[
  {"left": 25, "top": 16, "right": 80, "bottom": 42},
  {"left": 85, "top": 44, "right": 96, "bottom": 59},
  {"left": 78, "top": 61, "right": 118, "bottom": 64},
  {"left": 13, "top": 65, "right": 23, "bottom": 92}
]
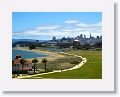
[
  {"left": 45, "top": 63, "right": 46, "bottom": 72},
  {"left": 34, "top": 63, "right": 36, "bottom": 74},
  {"left": 34, "top": 65, "right": 35, "bottom": 74},
  {"left": 22, "top": 64, "right": 23, "bottom": 74}
]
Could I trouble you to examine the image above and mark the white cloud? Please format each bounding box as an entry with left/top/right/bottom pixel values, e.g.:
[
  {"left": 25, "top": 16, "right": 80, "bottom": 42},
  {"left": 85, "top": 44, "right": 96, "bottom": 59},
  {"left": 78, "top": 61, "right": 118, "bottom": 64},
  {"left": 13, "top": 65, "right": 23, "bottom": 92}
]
[
  {"left": 64, "top": 20, "right": 80, "bottom": 24},
  {"left": 36, "top": 25, "right": 61, "bottom": 30},
  {"left": 76, "top": 22, "right": 102, "bottom": 28},
  {"left": 13, "top": 21, "right": 102, "bottom": 39},
  {"left": 76, "top": 23, "right": 88, "bottom": 27}
]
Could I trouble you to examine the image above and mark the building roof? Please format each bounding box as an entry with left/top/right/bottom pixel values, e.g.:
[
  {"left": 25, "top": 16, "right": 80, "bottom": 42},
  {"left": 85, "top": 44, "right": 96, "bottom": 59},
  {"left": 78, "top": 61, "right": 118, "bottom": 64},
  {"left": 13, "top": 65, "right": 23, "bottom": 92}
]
[
  {"left": 13, "top": 58, "right": 33, "bottom": 65},
  {"left": 74, "top": 39, "right": 79, "bottom": 42},
  {"left": 13, "top": 59, "right": 21, "bottom": 65},
  {"left": 27, "top": 60, "right": 32, "bottom": 64}
]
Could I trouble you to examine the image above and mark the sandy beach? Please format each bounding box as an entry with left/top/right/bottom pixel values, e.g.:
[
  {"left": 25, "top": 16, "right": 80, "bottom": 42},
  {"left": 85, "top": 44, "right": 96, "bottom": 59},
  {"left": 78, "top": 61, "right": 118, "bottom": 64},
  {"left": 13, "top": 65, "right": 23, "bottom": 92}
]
[{"left": 13, "top": 47, "right": 66, "bottom": 62}]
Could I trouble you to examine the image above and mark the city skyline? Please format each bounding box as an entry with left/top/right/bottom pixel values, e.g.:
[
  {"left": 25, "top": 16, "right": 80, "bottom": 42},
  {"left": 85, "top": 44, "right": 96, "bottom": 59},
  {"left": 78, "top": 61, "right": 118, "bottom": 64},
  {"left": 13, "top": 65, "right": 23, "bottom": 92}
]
[
  {"left": 51, "top": 33, "right": 102, "bottom": 40},
  {"left": 12, "top": 12, "right": 102, "bottom": 40}
]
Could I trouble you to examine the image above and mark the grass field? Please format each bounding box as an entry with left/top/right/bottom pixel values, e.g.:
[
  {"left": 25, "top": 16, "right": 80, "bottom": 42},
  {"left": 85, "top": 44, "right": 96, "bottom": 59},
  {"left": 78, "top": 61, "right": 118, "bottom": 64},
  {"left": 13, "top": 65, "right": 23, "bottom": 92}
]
[{"left": 24, "top": 50, "right": 102, "bottom": 79}]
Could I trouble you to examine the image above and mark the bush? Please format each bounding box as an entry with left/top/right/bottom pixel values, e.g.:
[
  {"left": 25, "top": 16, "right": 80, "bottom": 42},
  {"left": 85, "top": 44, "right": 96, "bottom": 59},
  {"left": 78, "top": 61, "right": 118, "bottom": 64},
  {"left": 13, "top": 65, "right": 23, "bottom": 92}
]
[
  {"left": 70, "top": 61, "right": 80, "bottom": 64},
  {"left": 12, "top": 74, "right": 15, "bottom": 78},
  {"left": 96, "top": 48, "right": 102, "bottom": 51},
  {"left": 29, "top": 45, "right": 36, "bottom": 50},
  {"left": 28, "top": 71, "right": 34, "bottom": 75},
  {"left": 46, "top": 68, "right": 53, "bottom": 72},
  {"left": 12, "top": 74, "right": 20, "bottom": 78}
]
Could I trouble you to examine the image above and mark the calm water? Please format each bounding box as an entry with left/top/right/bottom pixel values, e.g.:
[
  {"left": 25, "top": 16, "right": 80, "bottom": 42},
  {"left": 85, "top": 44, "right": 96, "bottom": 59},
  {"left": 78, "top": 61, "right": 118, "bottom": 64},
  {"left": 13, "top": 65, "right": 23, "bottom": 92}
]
[{"left": 12, "top": 49, "right": 48, "bottom": 59}]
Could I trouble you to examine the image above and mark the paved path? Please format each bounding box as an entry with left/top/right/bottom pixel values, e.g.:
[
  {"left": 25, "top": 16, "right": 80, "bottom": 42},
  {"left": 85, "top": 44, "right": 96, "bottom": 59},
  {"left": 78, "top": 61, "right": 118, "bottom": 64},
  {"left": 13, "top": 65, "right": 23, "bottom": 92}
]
[{"left": 17, "top": 52, "right": 87, "bottom": 79}]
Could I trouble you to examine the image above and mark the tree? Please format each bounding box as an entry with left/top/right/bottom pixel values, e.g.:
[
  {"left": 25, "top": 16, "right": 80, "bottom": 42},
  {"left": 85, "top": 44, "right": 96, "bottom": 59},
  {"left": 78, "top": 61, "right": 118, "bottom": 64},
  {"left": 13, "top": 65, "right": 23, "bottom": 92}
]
[
  {"left": 72, "top": 40, "right": 81, "bottom": 49},
  {"left": 15, "top": 54, "right": 21, "bottom": 59},
  {"left": 42, "top": 58, "right": 48, "bottom": 72},
  {"left": 32, "top": 58, "right": 38, "bottom": 74},
  {"left": 20, "top": 58, "right": 27, "bottom": 74},
  {"left": 84, "top": 43, "right": 90, "bottom": 50},
  {"left": 29, "top": 44, "right": 36, "bottom": 50}
]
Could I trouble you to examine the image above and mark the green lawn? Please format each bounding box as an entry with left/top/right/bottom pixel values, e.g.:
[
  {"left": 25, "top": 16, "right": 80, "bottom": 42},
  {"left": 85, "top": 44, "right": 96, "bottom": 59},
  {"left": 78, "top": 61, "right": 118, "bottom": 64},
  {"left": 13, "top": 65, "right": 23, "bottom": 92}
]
[{"left": 24, "top": 50, "right": 102, "bottom": 79}]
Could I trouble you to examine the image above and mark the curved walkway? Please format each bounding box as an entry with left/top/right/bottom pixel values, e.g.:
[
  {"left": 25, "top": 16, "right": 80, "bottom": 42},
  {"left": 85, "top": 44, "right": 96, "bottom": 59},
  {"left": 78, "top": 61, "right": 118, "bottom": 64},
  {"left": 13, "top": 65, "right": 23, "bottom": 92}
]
[{"left": 17, "top": 52, "right": 87, "bottom": 79}]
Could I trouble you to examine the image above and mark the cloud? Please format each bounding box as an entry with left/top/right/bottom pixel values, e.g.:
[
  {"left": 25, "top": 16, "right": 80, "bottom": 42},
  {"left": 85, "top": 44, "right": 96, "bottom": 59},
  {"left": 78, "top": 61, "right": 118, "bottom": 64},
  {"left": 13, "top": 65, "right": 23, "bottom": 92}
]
[
  {"left": 36, "top": 25, "right": 61, "bottom": 30},
  {"left": 13, "top": 21, "right": 102, "bottom": 39},
  {"left": 62, "top": 22, "right": 101, "bottom": 32},
  {"left": 64, "top": 20, "right": 80, "bottom": 24},
  {"left": 76, "top": 22, "right": 102, "bottom": 28}
]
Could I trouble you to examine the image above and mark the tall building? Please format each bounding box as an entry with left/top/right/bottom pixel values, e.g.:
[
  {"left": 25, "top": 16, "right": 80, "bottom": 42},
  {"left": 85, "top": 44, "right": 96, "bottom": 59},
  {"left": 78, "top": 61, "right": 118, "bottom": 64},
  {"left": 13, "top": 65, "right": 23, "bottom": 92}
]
[
  {"left": 52, "top": 36, "right": 56, "bottom": 41},
  {"left": 80, "top": 34, "right": 83, "bottom": 39},
  {"left": 84, "top": 35, "right": 86, "bottom": 38},
  {"left": 76, "top": 36, "right": 80, "bottom": 40},
  {"left": 90, "top": 33, "right": 92, "bottom": 38},
  {"left": 97, "top": 36, "right": 99, "bottom": 39}
]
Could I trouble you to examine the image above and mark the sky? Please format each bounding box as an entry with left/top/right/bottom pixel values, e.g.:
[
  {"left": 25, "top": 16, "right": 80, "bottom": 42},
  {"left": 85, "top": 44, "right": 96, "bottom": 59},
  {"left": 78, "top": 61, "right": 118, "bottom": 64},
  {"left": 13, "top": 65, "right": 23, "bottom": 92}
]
[{"left": 12, "top": 12, "right": 102, "bottom": 40}]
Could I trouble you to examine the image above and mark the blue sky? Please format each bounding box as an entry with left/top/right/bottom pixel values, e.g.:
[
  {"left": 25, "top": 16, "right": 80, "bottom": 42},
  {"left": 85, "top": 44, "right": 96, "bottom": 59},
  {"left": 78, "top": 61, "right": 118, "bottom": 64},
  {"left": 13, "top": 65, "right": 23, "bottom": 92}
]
[{"left": 12, "top": 12, "right": 102, "bottom": 40}]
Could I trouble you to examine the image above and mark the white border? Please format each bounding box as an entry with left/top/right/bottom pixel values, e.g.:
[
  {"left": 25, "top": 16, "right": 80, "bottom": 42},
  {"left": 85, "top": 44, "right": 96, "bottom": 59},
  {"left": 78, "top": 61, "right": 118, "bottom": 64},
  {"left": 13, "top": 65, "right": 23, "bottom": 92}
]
[{"left": 0, "top": 0, "right": 114, "bottom": 91}]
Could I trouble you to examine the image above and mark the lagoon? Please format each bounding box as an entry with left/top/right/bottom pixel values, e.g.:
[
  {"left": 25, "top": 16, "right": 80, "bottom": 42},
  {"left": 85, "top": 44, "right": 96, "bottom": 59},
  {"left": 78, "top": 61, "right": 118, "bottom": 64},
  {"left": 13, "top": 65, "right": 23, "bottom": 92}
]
[{"left": 12, "top": 49, "right": 48, "bottom": 59}]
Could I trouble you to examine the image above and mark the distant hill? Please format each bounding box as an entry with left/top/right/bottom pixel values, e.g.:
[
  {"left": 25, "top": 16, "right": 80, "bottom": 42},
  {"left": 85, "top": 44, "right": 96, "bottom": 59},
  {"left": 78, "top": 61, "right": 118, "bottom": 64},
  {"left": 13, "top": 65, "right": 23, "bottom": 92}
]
[{"left": 12, "top": 39, "right": 48, "bottom": 43}]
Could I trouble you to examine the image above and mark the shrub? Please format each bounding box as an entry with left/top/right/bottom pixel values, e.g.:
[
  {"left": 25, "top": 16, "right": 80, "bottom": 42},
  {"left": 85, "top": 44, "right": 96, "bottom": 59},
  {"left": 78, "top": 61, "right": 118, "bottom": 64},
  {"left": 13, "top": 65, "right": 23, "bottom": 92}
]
[
  {"left": 46, "top": 68, "right": 53, "bottom": 72},
  {"left": 29, "top": 45, "right": 36, "bottom": 50},
  {"left": 70, "top": 61, "right": 80, "bottom": 64},
  {"left": 96, "top": 48, "right": 102, "bottom": 51}
]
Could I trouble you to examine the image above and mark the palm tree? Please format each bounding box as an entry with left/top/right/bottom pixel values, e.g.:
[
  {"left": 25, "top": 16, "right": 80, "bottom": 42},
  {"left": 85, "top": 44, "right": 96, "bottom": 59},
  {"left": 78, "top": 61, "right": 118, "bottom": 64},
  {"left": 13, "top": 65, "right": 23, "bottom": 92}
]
[
  {"left": 32, "top": 58, "right": 38, "bottom": 74},
  {"left": 42, "top": 58, "right": 48, "bottom": 72},
  {"left": 20, "top": 58, "right": 27, "bottom": 74}
]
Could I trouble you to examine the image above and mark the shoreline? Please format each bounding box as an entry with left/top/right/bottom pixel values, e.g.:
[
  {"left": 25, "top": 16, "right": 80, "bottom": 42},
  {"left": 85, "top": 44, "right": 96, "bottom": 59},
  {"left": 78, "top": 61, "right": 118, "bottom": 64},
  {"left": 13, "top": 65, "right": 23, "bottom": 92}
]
[{"left": 13, "top": 47, "right": 66, "bottom": 62}]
